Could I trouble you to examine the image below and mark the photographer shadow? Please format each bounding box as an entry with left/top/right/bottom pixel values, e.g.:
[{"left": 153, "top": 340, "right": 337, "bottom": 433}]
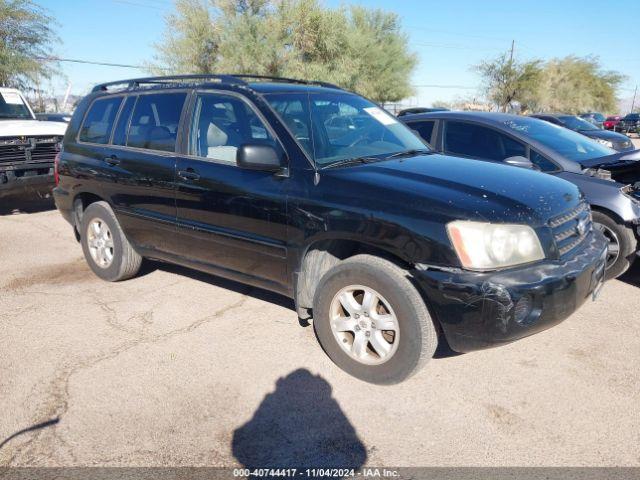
[{"left": 232, "top": 369, "right": 367, "bottom": 471}]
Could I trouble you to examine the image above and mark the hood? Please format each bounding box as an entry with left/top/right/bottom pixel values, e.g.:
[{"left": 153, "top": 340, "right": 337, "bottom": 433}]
[
  {"left": 326, "top": 154, "right": 582, "bottom": 226},
  {"left": 0, "top": 119, "right": 67, "bottom": 138},
  {"left": 578, "top": 129, "right": 629, "bottom": 141},
  {"left": 578, "top": 150, "right": 640, "bottom": 186}
]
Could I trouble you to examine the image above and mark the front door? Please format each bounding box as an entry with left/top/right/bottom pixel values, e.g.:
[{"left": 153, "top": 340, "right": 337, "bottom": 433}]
[{"left": 175, "top": 91, "right": 289, "bottom": 289}]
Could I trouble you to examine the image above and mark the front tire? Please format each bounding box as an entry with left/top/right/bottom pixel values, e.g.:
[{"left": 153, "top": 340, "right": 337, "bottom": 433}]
[
  {"left": 592, "top": 211, "right": 637, "bottom": 280},
  {"left": 312, "top": 255, "right": 438, "bottom": 385},
  {"left": 80, "top": 201, "right": 142, "bottom": 282}
]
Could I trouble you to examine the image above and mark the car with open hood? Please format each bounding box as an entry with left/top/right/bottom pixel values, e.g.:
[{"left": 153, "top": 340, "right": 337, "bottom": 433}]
[
  {"left": 0, "top": 87, "right": 67, "bottom": 199},
  {"left": 53, "top": 75, "right": 607, "bottom": 384},
  {"left": 401, "top": 111, "right": 639, "bottom": 279}
]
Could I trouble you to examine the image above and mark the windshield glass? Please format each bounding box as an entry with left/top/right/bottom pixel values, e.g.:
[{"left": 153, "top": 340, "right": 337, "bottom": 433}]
[
  {"left": 265, "top": 91, "right": 428, "bottom": 166},
  {"left": 558, "top": 115, "right": 599, "bottom": 131},
  {"left": 504, "top": 117, "right": 615, "bottom": 162},
  {"left": 0, "top": 91, "right": 33, "bottom": 119}
]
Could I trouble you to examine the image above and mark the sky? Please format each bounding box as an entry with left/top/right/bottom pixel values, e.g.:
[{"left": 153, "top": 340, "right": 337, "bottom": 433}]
[{"left": 39, "top": 0, "right": 640, "bottom": 109}]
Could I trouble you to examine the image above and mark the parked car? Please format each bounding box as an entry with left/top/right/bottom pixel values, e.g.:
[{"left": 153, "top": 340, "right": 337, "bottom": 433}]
[
  {"left": 0, "top": 87, "right": 67, "bottom": 199},
  {"left": 579, "top": 112, "right": 606, "bottom": 129},
  {"left": 397, "top": 107, "right": 449, "bottom": 117},
  {"left": 401, "top": 111, "right": 639, "bottom": 279},
  {"left": 531, "top": 114, "right": 634, "bottom": 152},
  {"left": 603, "top": 115, "right": 622, "bottom": 131},
  {"left": 36, "top": 112, "right": 72, "bottom": 123},
  {"left": 619, "top": 113, "right": 640, "bottom": 134},
  {"left": 54, "top": 75, "right": 607, "bottom": 384}
]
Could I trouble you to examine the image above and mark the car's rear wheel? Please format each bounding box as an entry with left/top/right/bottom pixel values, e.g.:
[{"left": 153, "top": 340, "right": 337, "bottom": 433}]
[
  {"left": 592, "top": 211, "right": 636, "bottom": 280},
  {"left": 312, "top": 254, "right": 438, "bottom": 385},
  {"left": 80, "top": 201, "right": 142, "bottom": 282}
]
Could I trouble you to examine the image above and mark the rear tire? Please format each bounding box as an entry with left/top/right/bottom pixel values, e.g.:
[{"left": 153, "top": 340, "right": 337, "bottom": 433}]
[
  {"left": 312, "top": 254, "right": 438, "bottom": 385},
  {"left": 80, "top": 201, "right": 142, "bottom": 282},
  {"left": 592, "top": 211, "right": 636, "bottom": 280}
]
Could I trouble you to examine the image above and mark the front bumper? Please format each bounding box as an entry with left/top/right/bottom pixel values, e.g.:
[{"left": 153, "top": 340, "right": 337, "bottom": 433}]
[
  {"left": 0, "top": 165, "right": 54, "bottom": 199},
  {"left": 415, "top": 231, "right": 608, "bottom": 353}
]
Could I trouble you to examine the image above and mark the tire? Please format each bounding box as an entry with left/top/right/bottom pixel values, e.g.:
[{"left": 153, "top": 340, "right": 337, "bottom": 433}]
[
  {"left": 312, "top": 254, "right": 438, "bottom": 385},
  {"left": 592, "top": 211, "right": 637, "bottom": 280},
  {"left": 80, "top": 201, "right": 142, "bottom": 282}
]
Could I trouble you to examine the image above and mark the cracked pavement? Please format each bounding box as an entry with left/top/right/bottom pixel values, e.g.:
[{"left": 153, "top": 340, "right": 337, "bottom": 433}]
[{"left": 1, "top": 201, "right": 639, "bottom": 468}]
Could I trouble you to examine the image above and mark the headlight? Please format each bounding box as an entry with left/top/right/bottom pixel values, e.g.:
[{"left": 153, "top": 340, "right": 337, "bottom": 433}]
[
  {"left": 594, "top": 138, "right": 613, "bottom": 148},
  {"left": 447, "top": 221, "right": 545, "bottom": 270}
]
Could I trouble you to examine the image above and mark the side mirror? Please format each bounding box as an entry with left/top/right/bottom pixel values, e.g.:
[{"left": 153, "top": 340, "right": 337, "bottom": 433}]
[
  {"left": 504, "top": 155, "right": 539, "bottom": 170},
  {"left": 236, "top": 144, "right": 284, "bottom": 172}
]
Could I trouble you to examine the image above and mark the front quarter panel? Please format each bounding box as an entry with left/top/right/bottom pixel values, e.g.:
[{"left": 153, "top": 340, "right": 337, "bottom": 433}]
[{"left": 556, "top": 171, "right": 640, "bottom": 224}]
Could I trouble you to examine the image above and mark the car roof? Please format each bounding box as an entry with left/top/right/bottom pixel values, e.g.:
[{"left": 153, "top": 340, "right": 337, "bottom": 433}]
[
  {"left": 400, "top": 110, "right": 525, "bottom": 124},
  {"left": 247, "top": 82, "right": 345, "bottom": 94}
]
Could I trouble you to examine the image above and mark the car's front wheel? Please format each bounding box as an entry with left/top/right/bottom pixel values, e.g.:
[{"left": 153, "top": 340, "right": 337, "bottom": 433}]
[
  {"left": 80, "top": 201, "right": 143, "bottom": 282},
  {"left": 312, "top": 254, "right": 438, "bottom": 385},
  {"left": 592, "top": 211, "right": 637, "bottom": 280}
]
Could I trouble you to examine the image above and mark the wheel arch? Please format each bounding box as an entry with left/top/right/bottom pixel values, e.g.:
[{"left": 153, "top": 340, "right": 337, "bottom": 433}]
[{"left": 294, "top": 236, "right": 413, "bottom": 313}]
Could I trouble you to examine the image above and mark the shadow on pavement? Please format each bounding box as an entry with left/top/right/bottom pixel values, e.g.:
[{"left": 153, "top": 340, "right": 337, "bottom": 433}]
[
  {"left": 0, "top": 418, "right": 59, "bottom": 450},
  {"left": 0, "top": 195, "right": 55, "bottom": 216},
  {"left": 232, "top": 369, "right": 367, "bottom": 470},
  {"left": 619, "top": 260, "right": 640, "bottom": 288},
  {"left": 154, "top": 261, "right": 296, "bottom": 311}
]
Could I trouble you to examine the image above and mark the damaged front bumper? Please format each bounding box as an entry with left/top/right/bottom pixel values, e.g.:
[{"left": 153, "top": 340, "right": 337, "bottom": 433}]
[
  {"left": 415, "top": 231, "right": 608, "bottom": 353},
  {"left": 0, "top": 164, "right": 55, "bottom": 199}
]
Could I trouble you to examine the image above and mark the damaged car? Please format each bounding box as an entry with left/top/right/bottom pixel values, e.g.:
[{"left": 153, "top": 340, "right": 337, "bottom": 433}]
[
  {"left": 402, "top": 112, "right": 640, "bottom": 279},
  {"left": 0, "top": 87, "right": 67, "bottom": 200},
  {"left": 55, "top": 75, "right": 607, "bottom": 384}
]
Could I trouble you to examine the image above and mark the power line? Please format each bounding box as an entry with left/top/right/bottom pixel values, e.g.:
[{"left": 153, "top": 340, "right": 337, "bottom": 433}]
[
  {"left": 36, "top": 56, "right": 148, "bottom": 69},
  {"left": 412, "top": 84, "right": 476, "bottom": 90}
]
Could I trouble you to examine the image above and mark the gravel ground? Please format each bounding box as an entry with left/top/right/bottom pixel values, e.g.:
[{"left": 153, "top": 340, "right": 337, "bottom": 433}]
[{"left": 0, "top": 193, "right": 639, "bottom": 468}]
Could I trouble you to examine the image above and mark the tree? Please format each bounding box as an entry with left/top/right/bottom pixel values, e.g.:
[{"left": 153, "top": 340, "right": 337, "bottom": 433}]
[
  {"left": 151, "top": 0, "right": 416, "bottom": 103},
  {"left": 537, "top": 56, "right": 624, "bottom": 114},
  {"left": 475, "top": 51, "right": 542, "bottom": 112},
  {"left": 0, "top": 0, "right": 58, "bottom": 89}
]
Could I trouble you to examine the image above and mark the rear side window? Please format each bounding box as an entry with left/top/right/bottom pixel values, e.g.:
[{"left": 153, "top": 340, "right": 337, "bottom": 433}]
[
  {"left": 408, "top": 120, "right": 435, "bottom": 145},
  {"left": 79, "top": 97, "right": 123, "bottom": 144},
  {"left": 127, "top": 93, "right": 187, "bottom": 152},
  {"left": 444, "top": 121, "right": 526, "bottom": 161},
  {"left": 112, "top": 96, "right": 137, "bottom": 146}
]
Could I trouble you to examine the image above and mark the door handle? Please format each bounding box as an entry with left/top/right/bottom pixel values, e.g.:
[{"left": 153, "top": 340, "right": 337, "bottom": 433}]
[
  {"left": 104, "top": 155, "right": 120, "bottom": 166},
  {"left": 178, "top": 169, "right": 200, "bottom": 181}
]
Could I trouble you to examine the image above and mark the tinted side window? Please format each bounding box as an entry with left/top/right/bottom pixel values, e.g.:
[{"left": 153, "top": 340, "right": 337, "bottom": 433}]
[
  {"left": 445, "top": 122, "right": 526, "bottom": 161},
  {"left": 79, "top": 97, "right": 123, "bottom": 144},
  {"left": 408, "top": 120, "right": 435, "bottom": 145},
  {"left": 127, "top": 93, "right": 187, "bottom": 152},
  {"left": 112, "top": 96, "right": 137, "bottom": 146},
  {"left": 189, "top": 93, "right": 277, "bottom": 163},
  {"left": 530, "top": 150, "right": 559, "bottom": 172}
]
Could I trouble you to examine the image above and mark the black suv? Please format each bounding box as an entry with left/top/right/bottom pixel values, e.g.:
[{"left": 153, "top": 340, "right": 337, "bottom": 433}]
[
  {"left": 619, "top": 113, "right": 640, "bottom": 134},
  {"left": 54, "top": 75, "right": 607, "bottom": 384}
]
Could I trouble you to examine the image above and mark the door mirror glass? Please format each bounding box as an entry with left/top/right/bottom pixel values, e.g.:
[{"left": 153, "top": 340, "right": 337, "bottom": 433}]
[
  {"left": 236, "top": 144, "right": 283, "bottom": 171},
  {"left": 505, "top": 155, "right": 538, "bottom": 170}
]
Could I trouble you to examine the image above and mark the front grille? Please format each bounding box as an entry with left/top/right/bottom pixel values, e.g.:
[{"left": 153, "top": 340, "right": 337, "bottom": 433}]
[
  {"left": 549, "top": 201, "right": 593, "bottom": 258},
  {"left": 0, "top": 136, "right": 60, "bottom": 166}
]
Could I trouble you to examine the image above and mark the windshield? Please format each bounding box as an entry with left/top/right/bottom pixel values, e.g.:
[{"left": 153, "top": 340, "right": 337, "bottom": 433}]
[
  {"left": 264, "top": 91, "right": 428, "bottom": 166},
  {"left": 0, "top": 91, "right": 33, "bottom": 120},
  {"left": 558, "top": 115, "right": 599, "bottom": 131},
  {"left": 504, "top": 117, "right": 615, "bottom": 162}
]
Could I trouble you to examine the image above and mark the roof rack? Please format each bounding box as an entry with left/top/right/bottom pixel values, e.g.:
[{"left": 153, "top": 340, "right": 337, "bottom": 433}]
[{"left": 91, "top": 74, "right": 342, "bottom": 93}]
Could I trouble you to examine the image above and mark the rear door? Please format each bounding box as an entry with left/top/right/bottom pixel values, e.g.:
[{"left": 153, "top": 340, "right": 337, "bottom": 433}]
[
  {"left": 174, "top": 90, "right": 289, "bottom": 288},
  {"left": 100, "top": 91, "right": 188, "bottom": 254}
]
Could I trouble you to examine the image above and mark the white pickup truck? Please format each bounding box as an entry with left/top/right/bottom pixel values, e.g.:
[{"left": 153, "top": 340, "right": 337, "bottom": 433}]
[{"left": 0, "top": 87, "right": 67, "bottom": 199}]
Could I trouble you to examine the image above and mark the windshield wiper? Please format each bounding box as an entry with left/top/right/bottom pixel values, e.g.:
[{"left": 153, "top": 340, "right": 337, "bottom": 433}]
[
  {"left": 321, "top": 156, "right": 382, "bottom": 169},
  {"left": 385, "top": 148, "right": 433, "bottom": 160}
]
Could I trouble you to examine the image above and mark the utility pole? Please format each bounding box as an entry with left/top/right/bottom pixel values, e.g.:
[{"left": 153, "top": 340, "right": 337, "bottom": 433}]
[
  {"left": 509, "top": 40, "right": 515, "bottom": 63},
  {"left": 631, "top": 85, "right": 637, "bottom": 113}
]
